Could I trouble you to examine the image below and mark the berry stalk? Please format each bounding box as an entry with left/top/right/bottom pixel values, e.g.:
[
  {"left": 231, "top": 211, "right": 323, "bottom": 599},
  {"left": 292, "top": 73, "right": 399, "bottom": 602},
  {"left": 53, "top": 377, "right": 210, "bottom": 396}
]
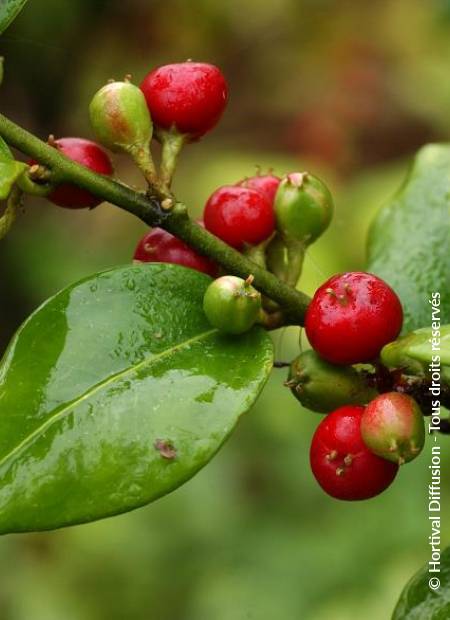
[
  {"left": 158, "top": 129, "right": 186, "bottom": 189},
  {"left": 0, "top": 112, "right": 311, "bottom": 324}
]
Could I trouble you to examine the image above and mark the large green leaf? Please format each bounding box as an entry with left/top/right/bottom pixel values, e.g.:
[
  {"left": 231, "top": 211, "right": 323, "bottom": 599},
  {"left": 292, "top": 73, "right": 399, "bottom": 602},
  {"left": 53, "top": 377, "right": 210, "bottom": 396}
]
[
  {"left": 0, "top": 0, "right": 28, "bottom": 35},
  {"left": 367, "top": 144, "right": 450, "bottom": 332},
  {"left": 392, "top": 546, "right": 450, "bottom": 619},
  {"left": 0, "top": 263, "right": 273, "bottom": 533}
]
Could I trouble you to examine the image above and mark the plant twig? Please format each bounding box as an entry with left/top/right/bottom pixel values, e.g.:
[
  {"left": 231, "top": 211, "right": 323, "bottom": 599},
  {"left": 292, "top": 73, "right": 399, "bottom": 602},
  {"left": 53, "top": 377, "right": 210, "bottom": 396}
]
[
  {"left": 158, "top": 129, "right": 186, "bottom": 189},
  {"left": 0, "top": 112, "right": 311, "bottom": 324}
]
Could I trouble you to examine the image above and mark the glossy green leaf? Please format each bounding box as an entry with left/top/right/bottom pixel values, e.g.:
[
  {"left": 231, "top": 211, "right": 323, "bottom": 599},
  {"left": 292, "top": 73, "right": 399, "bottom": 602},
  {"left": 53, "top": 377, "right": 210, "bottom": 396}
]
[
  {"left": 381, "top": 325, "right": 450, "bottom": 373},
  {"left": 0, "top": 0, "right": 28, "bottom": 35},
  {"left": 0, "top": 263, "right": 273, "bottom": 533},
  {"left": 367, "top": 144, "right": 450, "bottom": 332},
  {"left": 392, "top": 546, "right": 450, "bottom": 619}
]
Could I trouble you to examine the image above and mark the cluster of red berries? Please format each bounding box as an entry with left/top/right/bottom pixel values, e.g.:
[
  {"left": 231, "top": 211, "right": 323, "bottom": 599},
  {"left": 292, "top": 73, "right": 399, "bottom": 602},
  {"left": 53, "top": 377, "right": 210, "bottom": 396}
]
[
  {"left": 36, "top": 61, "right": 228, "bottom": 209},
  {"left": 310, "top": 393, "right": 424, "bottom": 501},
  {"left": 134, "top": 172, "right": 279, "bottom": 276},
  {"left": 291, "top": 271, "right": 425, "bottom": 501}
]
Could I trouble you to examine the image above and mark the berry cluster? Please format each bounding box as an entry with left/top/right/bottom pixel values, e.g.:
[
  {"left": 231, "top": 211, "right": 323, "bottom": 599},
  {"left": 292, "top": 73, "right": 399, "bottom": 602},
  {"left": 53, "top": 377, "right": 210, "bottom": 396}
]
[
  {"left": 30, "top": 59, "right": 426, "bottom": 504},
  {"left": 289, "top": 272, "right": 426, "bottom": 501}
]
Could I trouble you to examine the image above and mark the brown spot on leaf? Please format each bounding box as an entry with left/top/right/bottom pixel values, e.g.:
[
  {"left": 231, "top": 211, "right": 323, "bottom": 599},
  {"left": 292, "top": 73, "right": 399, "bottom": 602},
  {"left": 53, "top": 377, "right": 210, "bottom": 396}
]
[{"left": 154, "top": 439, "right": 177, "bottom": 460}]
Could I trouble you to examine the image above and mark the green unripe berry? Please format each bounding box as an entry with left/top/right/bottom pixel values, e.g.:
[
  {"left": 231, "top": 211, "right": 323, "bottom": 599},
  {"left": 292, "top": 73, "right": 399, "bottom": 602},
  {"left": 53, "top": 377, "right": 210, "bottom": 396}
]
[
  {"left": 203, "top": 275, "right": 261, "bottom": 335},
  {"left": 89, "top": 80, "right": 152, "bottom": 153},
  {"left": 287, "top": 350, "right": 377, "bottom": 413},
  {"left": 274, "top": 172, "right": 334, "bottom": 244}
]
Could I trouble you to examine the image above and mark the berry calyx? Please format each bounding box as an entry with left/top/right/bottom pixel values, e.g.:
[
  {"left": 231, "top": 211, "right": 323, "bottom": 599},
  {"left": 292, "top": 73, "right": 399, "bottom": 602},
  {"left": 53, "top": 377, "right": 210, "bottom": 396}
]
[
  {"left": 310, "top": 405, "right": 399, "bottom": 500},
  {"left": 361, "top": 392, "right": 425, "bottom": 464},
  {"left": 203, "top": 275, "right": 262, "bottom": 335},
  {"left": 89, "top": 79, "right": 153, "bottom": 154},
  {"left": 133, "top": 227, "right": 217, "bottom": 277},
  {"left": 287, "top": 350, "right": 377, "bottom": 413},
  {"left": 305, "top": 272, "right": 403, "bottom": 365},
  {"left": 203, "top": 185, "right": 275, "bottom": 249},
  {"left": 43, "top": 138, "right": 113, "bottom": 209},
  {"left": 237, "top": 173, "right": 280, "bottom": 205},
  {"left": 140, "top": 62, "right": 228, "bottom": 139},
  {"left": 274, "top": 172, "right": 334, "bottom": 244},
  {"left": 380, "top": 325, "right": 450, "bottom": 377}
]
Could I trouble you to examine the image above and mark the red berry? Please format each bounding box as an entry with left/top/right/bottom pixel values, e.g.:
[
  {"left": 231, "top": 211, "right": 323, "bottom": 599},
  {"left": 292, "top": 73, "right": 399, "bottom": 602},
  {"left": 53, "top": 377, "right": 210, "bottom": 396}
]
[
  {"left": 203, "top": 185, "right": 275, "bottom": 249},
  {"left": 310, "top": 405, "right": 399, "bottom": 501},
  {"left": 237, "top": 174, "right": 280, "bottom": 205},
  {"left": 305, "top": 272, "right": 403, "bottom": 365},
  {"left": 42, "top": 138, "right": 113, "bottom": 209},
  {"left": 140, "top": 62, "right": 228, "bottom": 139},
  {"left": 133, "top": 227, "right": 217, "bottom": 277}
]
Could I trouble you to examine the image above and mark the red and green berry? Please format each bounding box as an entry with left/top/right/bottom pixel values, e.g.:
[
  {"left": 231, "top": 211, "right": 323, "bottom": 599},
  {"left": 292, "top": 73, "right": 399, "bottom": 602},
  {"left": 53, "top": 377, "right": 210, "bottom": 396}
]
[
  {"left": 361, "top": 392, "right": 425, "bottom": 464},
  {"left": 89, "top": 79, "right": 152, "bottom": 154}
]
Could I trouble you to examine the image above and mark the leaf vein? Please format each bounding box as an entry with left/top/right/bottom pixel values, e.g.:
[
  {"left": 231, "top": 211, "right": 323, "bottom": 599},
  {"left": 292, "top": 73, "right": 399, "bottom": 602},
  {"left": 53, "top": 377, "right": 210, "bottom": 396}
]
[{"left": 0, "top": 328, "right": 217, "bottom": 471}]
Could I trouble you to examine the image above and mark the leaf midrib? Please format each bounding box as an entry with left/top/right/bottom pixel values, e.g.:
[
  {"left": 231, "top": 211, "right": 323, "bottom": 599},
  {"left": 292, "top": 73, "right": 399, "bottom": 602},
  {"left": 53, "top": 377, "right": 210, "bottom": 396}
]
[{"left": 0, "top": 328, "right": 217, "bottom": 472}]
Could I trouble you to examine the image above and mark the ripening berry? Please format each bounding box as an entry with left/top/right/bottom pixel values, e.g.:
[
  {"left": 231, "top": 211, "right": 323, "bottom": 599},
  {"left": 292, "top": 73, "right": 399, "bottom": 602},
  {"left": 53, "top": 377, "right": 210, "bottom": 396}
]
[
  {"left": 133, "top": 227, "right": 217, "bottom": 277},
  {"left": 305, "top": 272, "right": 403, "bottom": 365},
  {"left": 42, "top": 138, "right": 113, "bottom": 209},
  {"left": 361, "top": 392, "right": 425, "bottom": 464},
  {"left": 140, "top": 62, "right": 228, "bottom": 139},
  {"left": 203, "top": 185, "right": 275, "bottom": 249},
  {"left": 203, "top": 275, "right": 261, "bottom": 335},
  {"left": 310, "top": 405, "right": 399, "bottom": 500},
  {"left": 89, "top": 80, "right": 152, "bottom": 153}
]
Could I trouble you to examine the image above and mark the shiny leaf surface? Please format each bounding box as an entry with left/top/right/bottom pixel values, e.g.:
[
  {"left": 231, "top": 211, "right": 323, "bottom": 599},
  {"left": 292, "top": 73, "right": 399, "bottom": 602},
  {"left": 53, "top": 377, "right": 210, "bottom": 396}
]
[
  {"left": 381, "top": 325, "right": 450, "bottom": 373},
  {"left": 367, "top": 144, "right": 450, "bottom": 332},
  {"left": 0, "top": 263, "right": 273, "bottom": 533}
]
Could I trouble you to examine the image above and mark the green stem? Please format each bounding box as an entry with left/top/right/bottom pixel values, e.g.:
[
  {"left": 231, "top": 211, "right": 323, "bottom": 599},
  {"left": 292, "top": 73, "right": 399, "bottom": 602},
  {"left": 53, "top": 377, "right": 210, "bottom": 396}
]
[
  {"left": 0, "top": 112, "right": 311, "bottom": 324},
  {"left": 17, "top": 168, "right": 53, "bottom": 196},
  {"left": 159, "top": 130, "right": 186, "bottom": 189},
  {"left": 127, "top": 142, "right": 159, "bottom": 190}
]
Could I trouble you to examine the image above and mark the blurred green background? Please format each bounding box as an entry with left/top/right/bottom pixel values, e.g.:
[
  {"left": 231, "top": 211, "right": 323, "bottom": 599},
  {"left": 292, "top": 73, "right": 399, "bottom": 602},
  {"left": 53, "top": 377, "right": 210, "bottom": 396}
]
[{"left": 1, "top": 1, "right": 449, "bottom": 618}]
